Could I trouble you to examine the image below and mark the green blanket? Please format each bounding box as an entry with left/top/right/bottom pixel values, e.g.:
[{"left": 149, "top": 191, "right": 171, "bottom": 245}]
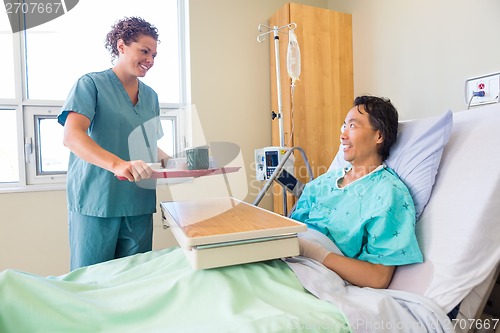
[{"left": 1, "top": 247, "right": 350, "bottom": 333}]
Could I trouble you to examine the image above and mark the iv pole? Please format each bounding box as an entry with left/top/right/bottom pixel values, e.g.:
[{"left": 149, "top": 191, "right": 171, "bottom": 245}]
[
  {"left": 257, "top": 22, "right": 297, "bottom": 215},
  {"left": 257, "top": 22, "right": 297, "bottom": 147}
]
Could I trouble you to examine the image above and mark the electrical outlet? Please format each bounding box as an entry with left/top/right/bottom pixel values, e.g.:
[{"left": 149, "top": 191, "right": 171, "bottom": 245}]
[{"left": 465, "top": 72, "right": 500, "bottom": 107}]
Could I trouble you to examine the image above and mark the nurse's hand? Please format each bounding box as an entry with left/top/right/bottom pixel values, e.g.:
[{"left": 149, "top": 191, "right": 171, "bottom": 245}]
[{"left": 114, "top": 160, "right": 154, "bottom": 182}]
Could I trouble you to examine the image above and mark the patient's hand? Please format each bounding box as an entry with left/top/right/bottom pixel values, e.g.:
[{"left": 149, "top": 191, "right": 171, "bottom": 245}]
[{"left": 298, "top": 238, "right": 330, "bottom": 263}]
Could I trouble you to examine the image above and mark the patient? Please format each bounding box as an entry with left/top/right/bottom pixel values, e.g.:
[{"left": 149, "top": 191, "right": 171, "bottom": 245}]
[{"left": 291, "top": 95, "right": 423, "bottom": 289}]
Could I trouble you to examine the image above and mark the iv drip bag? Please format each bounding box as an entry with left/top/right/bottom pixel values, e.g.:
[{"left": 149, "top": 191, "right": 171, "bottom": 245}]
[{"left": 287, "top": 29, "right": 301, "bottom": 85}]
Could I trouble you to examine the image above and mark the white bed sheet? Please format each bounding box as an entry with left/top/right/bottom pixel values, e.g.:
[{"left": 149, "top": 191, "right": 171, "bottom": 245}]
[{"left": 286, "top": 256, "right": 454, "bottom": 333}]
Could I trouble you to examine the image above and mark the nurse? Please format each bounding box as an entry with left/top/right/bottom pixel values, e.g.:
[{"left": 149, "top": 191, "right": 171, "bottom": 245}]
[
  {"left": 58, "top": 17, "right": 170, "bottom": 270},
  {"left": 292, "top": 96, "right": 423, "bottom": 289}
]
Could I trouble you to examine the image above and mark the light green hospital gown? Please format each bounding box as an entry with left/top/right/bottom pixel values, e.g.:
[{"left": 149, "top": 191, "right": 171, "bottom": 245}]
[
  {"left": 58, "top": 69, "right": 163, "bottom": 218},
  {"left": 291, "top": 166, "right": 423, "bottom": 266}
]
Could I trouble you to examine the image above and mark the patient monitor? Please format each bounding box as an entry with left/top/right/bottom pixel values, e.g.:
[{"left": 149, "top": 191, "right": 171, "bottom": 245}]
[
  {"left": 254, "top": 146, "right": 295, "bottom": 181},
  {"left": 255, "top": 146, "right": 305, "bottom": 195}
]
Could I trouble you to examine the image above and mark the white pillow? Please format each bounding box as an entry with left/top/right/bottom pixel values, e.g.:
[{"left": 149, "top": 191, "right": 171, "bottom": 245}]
[{"left": 329, "top": 110, "right": 453, "bottom": 221}]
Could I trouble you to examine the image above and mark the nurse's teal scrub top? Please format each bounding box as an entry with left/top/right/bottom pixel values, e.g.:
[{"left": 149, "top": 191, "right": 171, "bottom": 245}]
[
  {"left": 58, "top": 69, "right": 163, "bottom": 218},
  {"left": 291, "top": 166, "right": 423, "bottom": 266}
]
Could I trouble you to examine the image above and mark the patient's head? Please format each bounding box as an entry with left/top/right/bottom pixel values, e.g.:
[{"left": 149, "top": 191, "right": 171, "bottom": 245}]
[{"left": 353, "top": 95, "right": 398, "bottom": 161}]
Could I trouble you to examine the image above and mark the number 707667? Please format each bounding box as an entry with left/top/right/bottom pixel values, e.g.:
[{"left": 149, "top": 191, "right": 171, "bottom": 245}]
[{"left": 451, "top": 318, "right": 499, "bottom": 331}]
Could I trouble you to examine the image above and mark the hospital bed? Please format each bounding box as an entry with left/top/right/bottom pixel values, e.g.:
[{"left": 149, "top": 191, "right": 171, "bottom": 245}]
[{"left": 1, "top": 103, "right": 499, "bottom": 332}]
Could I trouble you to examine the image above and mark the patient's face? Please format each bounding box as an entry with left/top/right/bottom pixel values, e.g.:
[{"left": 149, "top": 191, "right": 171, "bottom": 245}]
[{"left": 340, "top": 106, "right": 383, "bottom": 167}]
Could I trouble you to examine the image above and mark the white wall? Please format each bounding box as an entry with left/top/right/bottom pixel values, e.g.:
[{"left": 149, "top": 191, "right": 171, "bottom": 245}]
[
  {"left": 328, "top": 0, "right": 500, "bottom": 119},
  {"left": 5, "top": 0, "right": 497, "bottom": 276}
]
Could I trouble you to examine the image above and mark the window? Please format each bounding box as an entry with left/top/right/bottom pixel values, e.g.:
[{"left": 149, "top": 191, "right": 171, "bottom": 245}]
[
  {"left": 0, "top": 39, "right": 15, "bottom": 100},
  {"left": 0, "top": 0, "right": 190, "bottom": 191},
  {"left": 36, "top": 116, "right": 67, "bottom": 174},
  {"left": 159, "top": 117, "right": 176, "bottom": 157},
  {"left": 23, "top": 107, "right": 68, "bottom": 185},
  {"left": 24, "top": 1, "right": 181, "bottom": 103},
  {"left": 0, "top": 109, "right": 19, "bottom": 183}
]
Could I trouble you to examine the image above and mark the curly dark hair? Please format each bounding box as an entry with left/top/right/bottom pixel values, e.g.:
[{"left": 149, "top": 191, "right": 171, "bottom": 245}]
[
  {"left": 105, "top": 17, "right": 159, "bottom": 62},
  {"left": 353, "top": 95, "right": 399, "bottom": 161}
]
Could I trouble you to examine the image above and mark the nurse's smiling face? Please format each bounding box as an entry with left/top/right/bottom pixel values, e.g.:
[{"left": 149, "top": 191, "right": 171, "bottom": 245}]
[
  {"left": 116, "top": 34, "right": 158, "bottom": 78},
  {"left": 340, "top": 105, "right": 383, "bottom": 167}
]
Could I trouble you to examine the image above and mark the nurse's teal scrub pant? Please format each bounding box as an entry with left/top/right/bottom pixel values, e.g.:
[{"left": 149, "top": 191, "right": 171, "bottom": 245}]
[{"left": 69, "top": 212, "right": 153, "bottom": 270}]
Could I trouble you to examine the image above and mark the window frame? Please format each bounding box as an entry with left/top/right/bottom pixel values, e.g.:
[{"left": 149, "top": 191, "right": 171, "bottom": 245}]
[{"left": 0, "top": 0, "right": 191, "bottom": 193}]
